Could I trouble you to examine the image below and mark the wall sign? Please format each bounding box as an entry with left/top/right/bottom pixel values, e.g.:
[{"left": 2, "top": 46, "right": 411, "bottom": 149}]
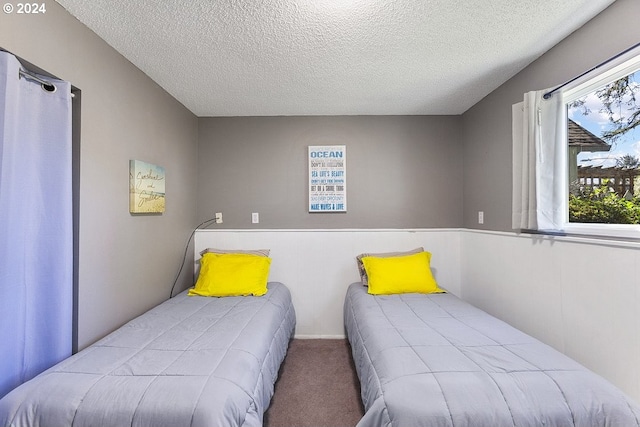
[
  {"left": 129, "top": 160, "right": 166, "bottom": 214},
  {"left": 308, "top": 145, "right": 346, "bottom": 212}
]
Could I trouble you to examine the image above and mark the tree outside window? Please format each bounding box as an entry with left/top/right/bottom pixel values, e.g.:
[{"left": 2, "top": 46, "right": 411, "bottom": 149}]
[{"left": 567, "top": 68, "right": 640, "bottom": 224}]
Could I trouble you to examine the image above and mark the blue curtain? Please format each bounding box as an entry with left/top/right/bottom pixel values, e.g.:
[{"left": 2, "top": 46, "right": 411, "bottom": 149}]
[{"left": 0, "top": 52, "right": 73, "bottom": 399}]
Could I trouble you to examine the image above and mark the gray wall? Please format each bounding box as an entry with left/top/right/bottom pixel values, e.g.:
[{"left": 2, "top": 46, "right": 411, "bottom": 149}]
[
  {"left": 461, "top": 0, "right": 640, "bottom": 231},
  {"left": 1, "top": 1, "right": 199, "bottom": 349},
  {"left": 197, "top": 115, "right": 463, "bottom": 229}
]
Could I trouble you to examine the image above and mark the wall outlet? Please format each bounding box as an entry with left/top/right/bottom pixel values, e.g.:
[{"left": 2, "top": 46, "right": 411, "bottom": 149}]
[
  {"left": 215, "top": 212, "right": 223, "bottom": 224},
  {"left": 252, "top": 212, "right": 259, "bottom": 224},
  {"left": 478, "top": 211, "right": 484, "bottom": 224}
]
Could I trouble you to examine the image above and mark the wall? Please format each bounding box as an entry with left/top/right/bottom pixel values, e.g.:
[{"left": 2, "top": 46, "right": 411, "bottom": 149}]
[
  {"left": 458, "top": 0, "right": 640, "bottom": 402},
  {"left": 0, "top": 0, "right": 199, "bottom": 349},
  {"left": 461, "top": 0, "right": 640, "bottom": 231},
  {"left": 461, "top": 230, "right": 640, "bottom": 402},
  {"left": 197, "top": 116, "right": 462, "bottom": 229},
  {"left": 194, "top": 229, "right": 462, "bottom": 337}
]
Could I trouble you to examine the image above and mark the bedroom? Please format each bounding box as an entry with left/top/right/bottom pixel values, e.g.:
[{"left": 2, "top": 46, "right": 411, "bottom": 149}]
[{"left": 1, "top": 0, "right": 639, "bottom": 425}]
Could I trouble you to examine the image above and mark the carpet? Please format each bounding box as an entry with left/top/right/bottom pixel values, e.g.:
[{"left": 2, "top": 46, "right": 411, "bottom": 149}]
[{"left": 264, "top": 339, "right": 365, "bottom": 427}]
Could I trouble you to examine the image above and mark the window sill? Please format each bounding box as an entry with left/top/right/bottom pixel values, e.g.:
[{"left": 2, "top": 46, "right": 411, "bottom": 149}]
[{"left": 532, "top": 223, "right": 640, "bottom": 243}]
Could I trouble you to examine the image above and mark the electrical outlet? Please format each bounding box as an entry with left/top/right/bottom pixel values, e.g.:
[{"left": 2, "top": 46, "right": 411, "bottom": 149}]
[
  {"left": 215, "top": 212, "right": 223, "bottom": 224},
  {"left": 478, "top": 211, "right": 484, "bottom": 224},
  {"left": 252, "top": 212, "right": 259, "bottom": 224}
]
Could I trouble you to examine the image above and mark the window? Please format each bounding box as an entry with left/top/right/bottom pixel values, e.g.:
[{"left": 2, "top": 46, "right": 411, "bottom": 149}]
[{"left": 561, "top": 53, "right": 640, "bottom": 237}]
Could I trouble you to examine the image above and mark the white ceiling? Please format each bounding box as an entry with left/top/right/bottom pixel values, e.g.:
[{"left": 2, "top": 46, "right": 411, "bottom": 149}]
[{"left": 55, "top": 0, "right": 615, "bottom": 117}]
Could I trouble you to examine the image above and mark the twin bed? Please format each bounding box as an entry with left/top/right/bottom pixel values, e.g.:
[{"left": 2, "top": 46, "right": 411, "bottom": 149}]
[
  {"left": 2, "top": 246, "right": 639, "bottom": 427},
  {"left": 344, "top": 272, "right": 640, "bottom": 427},
  {"left": 0, "top": 279, "right": 295, "bottom": 427}
]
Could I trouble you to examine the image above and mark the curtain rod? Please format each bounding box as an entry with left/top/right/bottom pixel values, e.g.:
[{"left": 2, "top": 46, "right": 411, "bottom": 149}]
[
  {"left": 543, "top": 41, "right": 640, "bottom": 100},
  {"left": 19, "top": 68, "right": 57, "bottom": 93},
  {"left": 18, "top": 68, "right": 75, "bottom": 98}
]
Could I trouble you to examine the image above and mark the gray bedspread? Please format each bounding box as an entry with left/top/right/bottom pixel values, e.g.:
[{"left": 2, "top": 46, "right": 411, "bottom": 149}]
[
  {"left": 0, "top": 282, "right": 295, "bottom": 427},
  {"left": 344, "top": 282, "right": 640, "bottom": 427}
]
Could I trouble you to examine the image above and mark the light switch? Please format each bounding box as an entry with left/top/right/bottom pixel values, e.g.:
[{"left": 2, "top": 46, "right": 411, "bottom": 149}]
[{"left": 252, "top": 212, "right": 259, "bottom": 224}]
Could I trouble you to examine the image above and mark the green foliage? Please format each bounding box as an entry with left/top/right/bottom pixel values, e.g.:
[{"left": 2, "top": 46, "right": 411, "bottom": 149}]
[{"left": 569, "top": 180, "right": 640, "bottom": 224}]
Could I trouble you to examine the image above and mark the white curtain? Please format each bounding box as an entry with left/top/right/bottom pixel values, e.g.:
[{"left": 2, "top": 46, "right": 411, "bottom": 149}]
[
  {"left": 0, "top": 52, "right": 73, "bottom": 398},
  {"left": 512, "top": 88, "right": 566, "bottom": 231}
]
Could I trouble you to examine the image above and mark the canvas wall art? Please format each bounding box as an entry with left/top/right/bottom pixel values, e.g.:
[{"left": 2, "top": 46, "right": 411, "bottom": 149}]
[{"left": 129, "top": 160, "right": 165, "bottom": 214}]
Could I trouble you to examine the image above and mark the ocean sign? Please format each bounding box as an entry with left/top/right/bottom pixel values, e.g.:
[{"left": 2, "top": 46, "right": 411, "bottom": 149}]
[{"left": 308, "top": 145, "right": 346, "bottom": 212}]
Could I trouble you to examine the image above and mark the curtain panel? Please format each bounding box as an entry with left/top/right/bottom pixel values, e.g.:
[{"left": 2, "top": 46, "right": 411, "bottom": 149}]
[
  {"left": 512, "top": 89, "right": 565, "bottom": 231},
  {"left": 0, "top": 51, "right": 73, "bottom": 399}
]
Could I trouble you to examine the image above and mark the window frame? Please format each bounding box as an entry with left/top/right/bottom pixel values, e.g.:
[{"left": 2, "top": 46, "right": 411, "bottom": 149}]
[{"left": 559, "top": 52, "right": 640, "bottom": 239}]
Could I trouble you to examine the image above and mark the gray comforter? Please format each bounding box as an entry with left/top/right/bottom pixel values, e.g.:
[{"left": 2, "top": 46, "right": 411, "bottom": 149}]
[
  {"left": 344, "top": 282, "right": 640, "bottom": 427},
  {"left": 0, "top": 282, "right": 295, "bottom": 427}
]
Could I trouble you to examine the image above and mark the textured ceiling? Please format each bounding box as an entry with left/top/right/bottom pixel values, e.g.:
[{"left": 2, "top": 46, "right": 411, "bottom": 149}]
[{"left": 55, "top": 0, "right": 615, "bottom": 117}]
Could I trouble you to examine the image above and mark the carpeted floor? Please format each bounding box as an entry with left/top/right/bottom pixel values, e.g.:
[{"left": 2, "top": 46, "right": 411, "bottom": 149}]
[{"left": 264, "top": 339, "right": 365, "bottom": 427}]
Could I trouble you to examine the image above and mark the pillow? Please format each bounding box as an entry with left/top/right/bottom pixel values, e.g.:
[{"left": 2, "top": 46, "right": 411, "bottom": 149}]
[
  {"left": 199, "top": 248, "right": 270, "bottom": 257},
  {"left": 188, "top": 253, "right": 271, "bottom": 297},
  {"left": 361, "top": 251, "right": 445, "bottom": 295},
  {"left": 356, "top": 247, "right": 423, "bottom": 286}
]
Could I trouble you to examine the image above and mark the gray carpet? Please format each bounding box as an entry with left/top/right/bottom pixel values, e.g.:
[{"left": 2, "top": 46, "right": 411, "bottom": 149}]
[{"left": 264, "top": 339, "right": 365, "bottom": 427}]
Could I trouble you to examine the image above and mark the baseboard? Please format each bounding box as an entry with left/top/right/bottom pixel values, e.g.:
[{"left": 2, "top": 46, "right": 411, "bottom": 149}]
[{"left": 294, "top": 334, "right": 346, "bottom": 339}]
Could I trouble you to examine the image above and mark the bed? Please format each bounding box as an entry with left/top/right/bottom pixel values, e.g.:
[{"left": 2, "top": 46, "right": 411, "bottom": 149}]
[
  {"left": 0, "top": 281, "right": 296, "bottom": 427},
  {"left": 344, "top": 282, "right": 640, "bottom": 427}
]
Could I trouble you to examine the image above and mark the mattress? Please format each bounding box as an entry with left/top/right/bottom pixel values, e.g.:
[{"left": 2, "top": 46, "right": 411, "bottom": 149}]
[
  {"left": 344, "top": 282, "right": 640, "bottom": 427},
  {"left": 0, "top": 281, "right": 296, "bottom": 427}
]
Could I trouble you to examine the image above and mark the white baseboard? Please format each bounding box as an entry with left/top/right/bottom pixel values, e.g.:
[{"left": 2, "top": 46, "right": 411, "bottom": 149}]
[{"left": 293, "top": 334, "right": 346, "bottom": 339}]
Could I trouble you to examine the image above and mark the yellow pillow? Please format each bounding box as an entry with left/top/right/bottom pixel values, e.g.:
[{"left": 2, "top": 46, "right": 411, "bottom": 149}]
[
  {"left": 362, "top": 251, "right": 445, "bottom": 295},
  {"left": 188, "top": 253, "right": 271, "bottom": 297}
]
